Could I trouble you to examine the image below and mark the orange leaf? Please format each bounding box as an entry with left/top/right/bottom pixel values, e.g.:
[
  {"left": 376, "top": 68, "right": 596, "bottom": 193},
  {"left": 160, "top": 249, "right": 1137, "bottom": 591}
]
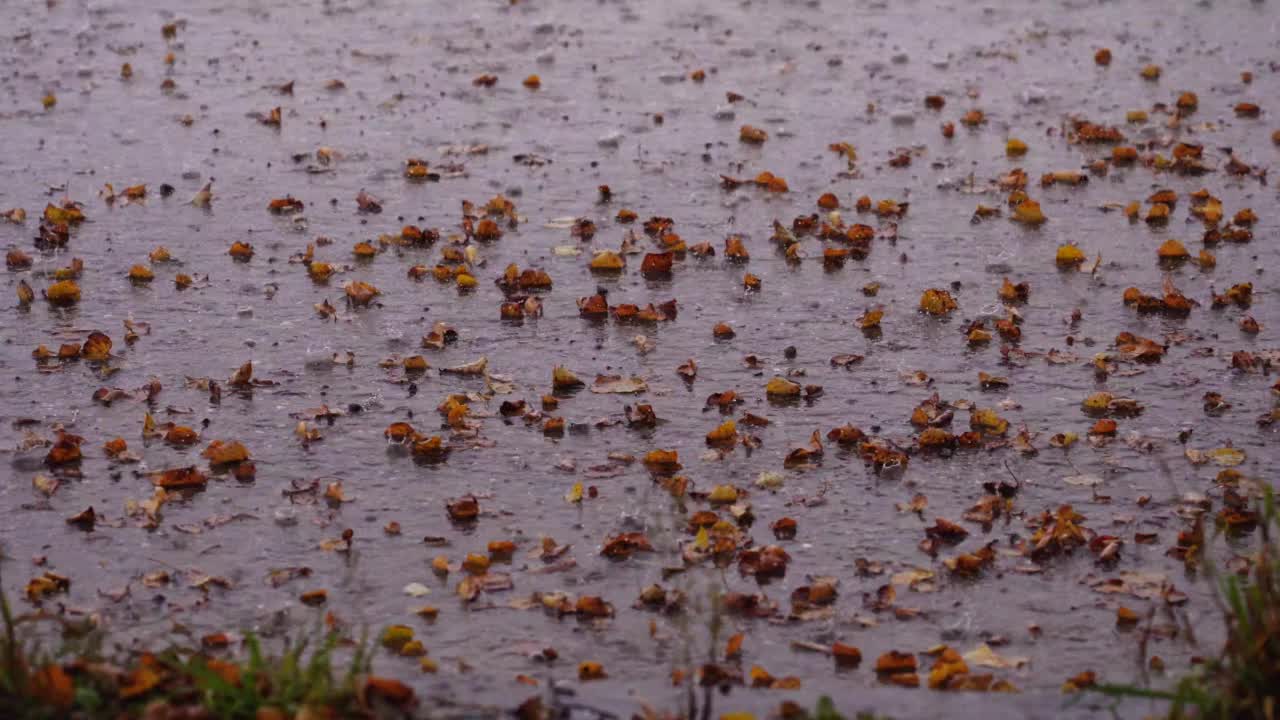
[
  {"left": 725, "top": 633, "right": 745, "bottom": 659},
  {"left": 151, "top": 466, "right": 208, "bottom": 489},
  {"left": 119, "top": 665, "right": 162, "bottom": 700},
  {"left": 361, "top": 676, "right": 416, "bottom": 707},
  {"left": 31, "top": 664, "right": 74, "bottom": 708}
]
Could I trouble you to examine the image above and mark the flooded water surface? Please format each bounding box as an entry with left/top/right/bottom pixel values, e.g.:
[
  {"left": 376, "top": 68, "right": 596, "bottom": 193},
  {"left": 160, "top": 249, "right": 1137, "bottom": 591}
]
[{"left": 2, "top": 0, "right": 1278, "bottom": 717}]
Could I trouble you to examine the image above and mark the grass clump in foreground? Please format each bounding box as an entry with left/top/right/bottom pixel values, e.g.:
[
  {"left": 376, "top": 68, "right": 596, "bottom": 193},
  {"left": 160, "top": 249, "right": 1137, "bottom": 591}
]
[
  {"left": 1095, "top": 488, "right": 1280, "bottom": 719},
  {"left": 0, "top": 578, "right": 415, "bottom": 720}
]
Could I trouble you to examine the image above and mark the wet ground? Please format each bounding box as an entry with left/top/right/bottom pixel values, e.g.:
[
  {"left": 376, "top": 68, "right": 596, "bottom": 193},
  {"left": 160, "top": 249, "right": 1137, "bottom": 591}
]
[{"left": 1, "top": 0, "right": 1278, "bottom": 717}]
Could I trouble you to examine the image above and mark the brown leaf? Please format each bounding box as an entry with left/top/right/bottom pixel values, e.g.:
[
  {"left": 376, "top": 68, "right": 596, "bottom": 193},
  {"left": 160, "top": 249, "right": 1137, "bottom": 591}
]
[
  {"left": 601, "top": 532, "right": 653, "bottom": 559},
  {"left": 66, "top": 506, "right": 96, "bottom": 530},
  {"left": 151, "top": 466, "right": 208, "bottom": 489},
  {"left": 355, "top": 190, "right": 382, "bottom": 213},
  {"left": 875, "top": 651, "right": 918, "bottom": 675},
  {"left": 446, "top": 494, "right": 480, "bottom": 523}
]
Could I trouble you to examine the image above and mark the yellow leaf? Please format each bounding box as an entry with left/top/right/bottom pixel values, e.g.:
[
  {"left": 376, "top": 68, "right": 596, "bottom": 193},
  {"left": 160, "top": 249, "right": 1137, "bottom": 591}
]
[
  {"left": 919, "top": 288, "right": 958, "bottom": 316},
  {"left": 45, "top": 280, "right": 81, "bottom": 306},
  {"left": 1012, "top": 199, "right": 1046, "bottom": 225},
  {"left": 1051, "top": 432, "right": 1079, "bottom": 448},
  {"left": 589, "top": 251, "right": 624, "bottom": 271},
  {"left": 970, "top": 408, "right": 1009, "bottom": 435},
  {"left": 1055, "top": 244, "right": 1086, "bottom": 266},
  {"left": 695, "top": 526, "right": 709, "bottom": 551},
  {"left": 1156, "top": 239, "right": 1188, "bottom": 260},
  {"left": 399, "top": 640, "right": 427, "bottom": 657},
  {"left": 706, "top": 420, "right": 738, "bottom": 445},
  {"left": 381, "top": 625, "right": 415, "bottom": 651},
  {"left": 708, "top": 485, "right": 739, "bottom": 504},
  {"left": 431, "top": 556, "right": 450, "bottom": 576},
  {"left": 963, "top": 643, "right": 1028, "bottom": 669},
  {"left": 1207, "top": 447, "right": 1245, "bottom": 467},
  {"left": 552, "top": 365, "right": 584, "bottom": 389},
  {"left": 765, "top": 376, "right": 801, "bottom": 397},
  {"left": 1081, "top": 392, "right": 1113, "bottom": 413},
  {"left": 565, "top": 482, "right": 584, "bottom": 503}
]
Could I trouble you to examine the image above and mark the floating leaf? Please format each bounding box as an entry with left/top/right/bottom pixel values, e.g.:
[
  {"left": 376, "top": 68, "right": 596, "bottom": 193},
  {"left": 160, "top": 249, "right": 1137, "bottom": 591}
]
[
  {"left": 590, "top": 375, "right": 648, "bottom": 394},
  {"left": 919, "top": 288, "right": 958, "bottom": 316},
  {"left": 1207, "top": 447, "right": 1246, "bottom": 467}
]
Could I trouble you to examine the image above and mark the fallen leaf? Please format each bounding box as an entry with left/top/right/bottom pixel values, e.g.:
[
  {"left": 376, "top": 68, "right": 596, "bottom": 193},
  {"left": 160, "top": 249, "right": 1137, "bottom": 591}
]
[{"left": 590, "top": 375, "right": 648, "bottom": 394}]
